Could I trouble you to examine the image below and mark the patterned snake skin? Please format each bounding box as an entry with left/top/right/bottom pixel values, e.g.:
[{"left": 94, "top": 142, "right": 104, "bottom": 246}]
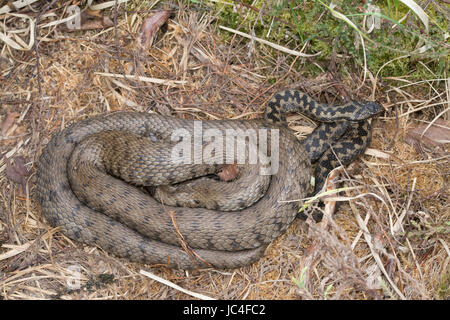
[{"left": 35, "top": 90, "right": 383, "bottom": 269}]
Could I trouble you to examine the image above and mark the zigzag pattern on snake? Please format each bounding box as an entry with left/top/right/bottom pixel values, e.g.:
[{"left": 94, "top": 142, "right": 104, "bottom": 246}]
[{"left": 35, "top": 90, "right": 383, "bottom": 269}]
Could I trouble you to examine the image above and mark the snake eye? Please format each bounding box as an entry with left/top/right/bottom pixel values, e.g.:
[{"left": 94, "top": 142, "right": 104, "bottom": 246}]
[
  {"left": 353, "top": 101, "right": 383, "bottom": 120},
  {"left": 365, "top": 101, "right": 384, "bottom": 115}
]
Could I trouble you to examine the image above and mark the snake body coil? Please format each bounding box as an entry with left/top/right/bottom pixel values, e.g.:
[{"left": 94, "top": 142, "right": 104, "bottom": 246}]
[{"left": 35, "top": 90, "right": 382, "bottom": 269}]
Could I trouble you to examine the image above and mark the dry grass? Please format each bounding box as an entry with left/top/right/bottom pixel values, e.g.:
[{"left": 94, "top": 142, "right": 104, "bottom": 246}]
[{"left": 0, "top": 1, "right": 449, "bottom": 300}]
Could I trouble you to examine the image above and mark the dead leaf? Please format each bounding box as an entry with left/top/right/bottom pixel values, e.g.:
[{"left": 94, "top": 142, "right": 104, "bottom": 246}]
[
  {"left": 1, "top": 111, "right": 19, "bottom": 136},
  {"left": 137, "top": 10, "right": 170, "bottom": 49},
  {"left": 81, "top": 15, "right": 114, "bottom": 30},
  {"left": 405, "top": 119, "right": 450, "bottom": 155},
  {"left": 62, "top": 10, "right": 114, "bottom": 32},
  {"left": 85, "top": 8, "right": 102, "bottom": 18},
  {"left": 217, "top": 163, "right": 239, "bottom": 182},
  {"left": 5, "top": 156, "right": 30, "bottom": 195}
]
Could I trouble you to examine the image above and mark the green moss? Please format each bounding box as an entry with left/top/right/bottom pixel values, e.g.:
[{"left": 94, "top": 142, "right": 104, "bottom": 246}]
[{"left": 187, "top": 0, "right": 448, "bottom": 84}]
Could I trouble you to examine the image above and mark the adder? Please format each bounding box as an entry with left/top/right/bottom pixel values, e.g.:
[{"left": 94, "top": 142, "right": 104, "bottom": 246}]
[{"left": 35, "top": 89, "right": 383, "bottom": 269}]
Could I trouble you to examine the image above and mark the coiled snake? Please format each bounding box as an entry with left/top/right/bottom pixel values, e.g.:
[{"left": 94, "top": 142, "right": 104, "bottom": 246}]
[{"left": 35, "top": 90, "right": 382, "bottom": 269}]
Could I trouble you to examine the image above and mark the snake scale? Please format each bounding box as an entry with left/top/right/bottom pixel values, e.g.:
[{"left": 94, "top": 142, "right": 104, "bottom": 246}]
[{"left": 35, "top": 90, "right": 383, "bottom": 269}]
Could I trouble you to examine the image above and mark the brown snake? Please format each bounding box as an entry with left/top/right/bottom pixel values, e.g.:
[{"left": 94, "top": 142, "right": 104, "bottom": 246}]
[{"left": 35, "top": 90, "right": 383, "bottom": 269}]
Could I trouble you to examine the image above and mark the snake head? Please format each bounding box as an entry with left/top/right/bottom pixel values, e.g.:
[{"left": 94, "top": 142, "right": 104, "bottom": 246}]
[{"left": 352, "top": 101, "right": 384, "bottom": 120}]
